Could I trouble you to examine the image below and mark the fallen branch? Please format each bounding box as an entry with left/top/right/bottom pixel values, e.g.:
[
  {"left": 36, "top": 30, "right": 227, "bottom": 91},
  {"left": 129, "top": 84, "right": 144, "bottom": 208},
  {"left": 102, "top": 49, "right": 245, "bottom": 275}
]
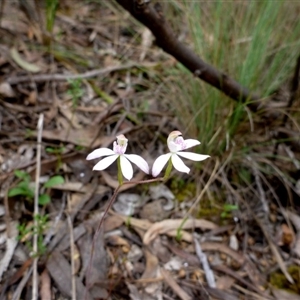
[
  {"left": 7, "top": 62, "right": 155, "bottom": 85},
  {"left": 115, "top": 0, "right": 260, "bottom": 109}
]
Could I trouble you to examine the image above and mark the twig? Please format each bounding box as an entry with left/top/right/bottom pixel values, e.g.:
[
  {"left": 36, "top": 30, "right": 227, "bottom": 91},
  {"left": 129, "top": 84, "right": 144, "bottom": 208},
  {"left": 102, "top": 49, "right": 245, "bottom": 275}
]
[
  {"left": 3, "top": 178, "right": 12, "bottom": 237},
  {"left": 32, "top": 113, "right": 43, "bottom": 300},
  {"left": 247, "top": 156, "right": 269, "bottom": 215},
  {"left": 7, "top": 62, "right": 155, "bottom": 85},
  {"left": 115, "top": 0, "right": 260, "bottom": 108},
  {"left": 67, "top": 212, "right": 76, "bottom": 300},
  {"left": 161, "top": 268, "right": 192, "bottom": 300},
  {"left": 43, "top": 194, "right": 66, "bottom": 246},
  {"left": 194, "top": 235, "right": 216, "bottom": 288},
  {"left": 12, "top": 266, "right": 33, "bottom": 300}
]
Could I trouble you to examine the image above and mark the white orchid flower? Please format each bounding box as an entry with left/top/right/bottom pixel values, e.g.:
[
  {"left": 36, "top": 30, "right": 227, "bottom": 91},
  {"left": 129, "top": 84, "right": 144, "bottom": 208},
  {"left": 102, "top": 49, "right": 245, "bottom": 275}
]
[
  {"left": 86, "top": 135, "right": 149, "bottom": 181},
  {"left": 152, "top": 131, "right": 210, "bottom": 177}
]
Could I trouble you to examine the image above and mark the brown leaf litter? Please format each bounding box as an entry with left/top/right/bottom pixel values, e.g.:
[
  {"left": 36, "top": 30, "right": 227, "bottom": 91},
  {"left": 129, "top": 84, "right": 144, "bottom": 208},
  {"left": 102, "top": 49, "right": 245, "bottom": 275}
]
[{"left": 1, "top": 1, "right": 300, "bottom": 300}]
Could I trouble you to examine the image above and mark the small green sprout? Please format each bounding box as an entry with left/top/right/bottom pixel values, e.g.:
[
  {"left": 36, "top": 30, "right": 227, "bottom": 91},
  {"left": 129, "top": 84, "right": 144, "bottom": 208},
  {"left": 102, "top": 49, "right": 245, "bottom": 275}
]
[
  {"left": 221, "top": 204, "right": 239, "bottom": 219},
  {"left": 8, "top": 170, "right": 64, "bottom": 205}
]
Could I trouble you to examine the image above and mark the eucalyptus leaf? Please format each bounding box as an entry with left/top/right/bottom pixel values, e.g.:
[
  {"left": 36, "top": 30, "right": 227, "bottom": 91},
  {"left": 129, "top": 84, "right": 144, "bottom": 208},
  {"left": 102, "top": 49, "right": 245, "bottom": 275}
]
[{"left": 10, "top": 48, "right": 41, "bottom": 73}]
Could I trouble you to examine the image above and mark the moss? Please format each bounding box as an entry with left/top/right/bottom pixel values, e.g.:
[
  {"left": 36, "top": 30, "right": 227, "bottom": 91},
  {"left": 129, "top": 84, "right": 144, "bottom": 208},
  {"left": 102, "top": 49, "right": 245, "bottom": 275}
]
[
  {"left": 269, "top": 265, "right": 300, "bottom": 294},
  {"left": 170, "top": 178, "right": 196, "bottom": 202},
  {"left": 196, "top": 199, "right": 224, "bottom": 223}
]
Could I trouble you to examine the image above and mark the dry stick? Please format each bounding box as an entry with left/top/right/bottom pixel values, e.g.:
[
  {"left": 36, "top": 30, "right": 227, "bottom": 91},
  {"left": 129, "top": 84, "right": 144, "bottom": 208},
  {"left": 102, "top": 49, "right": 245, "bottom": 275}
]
[
  {"left": 247, "top": 156, "right": 269, "bottom": 215},
  {"left": 12, "top": 266, "right": 34, "bottom": 300},
  {"left": 160, "top": 268, "right": 192, "bottom": 300},
  {"left": 194, "top": 235, "right": 216, "bottom": 288},
  {"left": 32, "top": 114, "right": 44, "bottom": 300},
  {"left": 66, "top": 213, "right": 76, "bottom": 300},
  {"left": 84, "top": 177, "right": 164, "bottom": 300},
  {"left": 115, "top": 0, "right": 260, "bottom": 110},
  {"left": 7, "top": 62, "right": 154, "bottom": 85},
  {"left": 3, "top": 178, "right": 12, "bottom": 237}
]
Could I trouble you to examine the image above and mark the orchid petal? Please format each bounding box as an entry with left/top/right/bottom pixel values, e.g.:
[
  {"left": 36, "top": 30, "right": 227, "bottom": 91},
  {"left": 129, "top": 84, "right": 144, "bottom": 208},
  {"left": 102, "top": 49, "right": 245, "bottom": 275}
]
[
  {"left": 171, "top": 154, "right": 190, "bottom": 174},
  {"left": 177, "top": 151, "right": 210, "bottom": 161},
  {"left": 183, "top": 139, "right": 201, "bottom": 150},
  {"left": 120, "top": 155, "right": 133, "bottom": 180},
  {"left": 152, "top": 153, "right": 172, "bottom": 177},
  {"left": 168, "top": 141, "right": 181, "bottom": 152},
  {"left": 86, "top": 148, "right": 115, "bottom": 160},
  {"left": 93, "top": 154, "right": 118, "bottom": 170},
  {"left": 125, "top": 154, "right": 149, "bottom": 174},
  {"left": 113, "top": 135, "right": 128, "bottom": 154}
]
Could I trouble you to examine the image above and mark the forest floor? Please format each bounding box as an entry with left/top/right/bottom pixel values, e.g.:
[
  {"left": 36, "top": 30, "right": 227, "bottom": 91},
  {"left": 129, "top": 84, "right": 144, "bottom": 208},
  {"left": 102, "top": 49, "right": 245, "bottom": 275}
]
[{"left": 0, "top": 1, "right": 300, "bottom": 300}]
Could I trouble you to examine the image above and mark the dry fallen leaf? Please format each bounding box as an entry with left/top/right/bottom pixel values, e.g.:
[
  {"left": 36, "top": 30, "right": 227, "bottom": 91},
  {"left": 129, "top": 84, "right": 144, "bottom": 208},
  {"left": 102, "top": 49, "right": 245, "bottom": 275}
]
[
  {"left": 0, "top": 221, "right": 19, "bottom": 281},
  {"left": 10, "top": 47, "right": 41, "bottom": 73},
  {"left": 39, "top": 128, "right": 113, "bottom": 147},
  {"left": 40, "top": 269, "right": 51, "bottom": 300},
  {"left": 143, "top": 219, "right": 217, "bottom": 245},
  {"left": 140, "top": 28, "right": 153, "bottom": 61},
  {"left": 272, "top": 288, "right": 300, "bottom": 300},
  {"left": 58, "top": 103, "right": 82, "bottom": 129},
  {"left": 0, "top": 82, "right": 15, "bottom": 97},
  {"left": 104, "top": 215, "right": 124, "bottom": 232},
  {"left": 46, "top": 251, "right": 93, "bottom": 300},
  {"left": 106, "top": 235, "right": 130, "bottom": 248},
  {"left": 284, "top": 210, "right": 300, "bottom": 257},
  {"left": 278, "top": 223, "right": 295, "bottom": 248},
  {"left": 73, "top": 243, "right": 81, "bottom": 275},
  {"left": 216, "top": 276, "right": 235, "bottom": 290},
  {"left": 160, "top": 268, "right": 192, "bottom": 300},
  {"left": 142, "top": 249, "right": 159, "bottom": 279},
  {"left": 200, "top": 242, "right": 245, "bottom": 266},
  {"left": 111, "top": 212, "right": 153, "bottom": 232}
]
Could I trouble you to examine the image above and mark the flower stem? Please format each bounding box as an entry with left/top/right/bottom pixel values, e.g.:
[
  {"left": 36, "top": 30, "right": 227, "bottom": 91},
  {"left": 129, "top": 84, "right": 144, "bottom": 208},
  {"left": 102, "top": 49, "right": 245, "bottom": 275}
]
[
  {"left": 117, "top": 156, "right": 123, "bottom": 185},
  {"left": 163, "top": 158, "right": 173, "bottom": 180},
  {"left": 85, "top": 175, "right": 165, "bottom": 299}
]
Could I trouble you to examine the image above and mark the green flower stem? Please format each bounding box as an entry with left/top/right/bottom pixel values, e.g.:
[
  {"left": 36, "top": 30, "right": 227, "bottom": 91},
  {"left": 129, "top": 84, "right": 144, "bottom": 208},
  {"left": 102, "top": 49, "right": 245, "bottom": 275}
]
[
  {"left": 176, "top": 216, "right": 188, "bottom": 241},
  {"left": 163, "top": 158, "right": 173, "bottom": 181},
  {"left": 117, "top": 156, "right": 123, "bottom": 186}
]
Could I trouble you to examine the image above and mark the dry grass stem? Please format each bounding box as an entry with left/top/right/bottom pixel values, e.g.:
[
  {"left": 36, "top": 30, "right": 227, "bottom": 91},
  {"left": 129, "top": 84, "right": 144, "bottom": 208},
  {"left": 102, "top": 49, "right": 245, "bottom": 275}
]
[{"left": 32, "top": 114, "right": 44, "bottom": 300}]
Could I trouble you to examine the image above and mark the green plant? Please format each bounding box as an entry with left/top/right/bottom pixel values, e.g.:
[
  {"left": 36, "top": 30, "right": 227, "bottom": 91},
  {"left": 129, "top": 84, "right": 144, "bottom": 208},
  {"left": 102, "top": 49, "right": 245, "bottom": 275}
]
[
  {"left": 46, "top": 146, "right": 66, "bottom": 170},
  {"left": 161, "top": 0, "right": 300, "bottom": 214},
  {"left": 167, "top": 1, "right": 300, "bottom": 154},
  {"left": 46, "top": 146, "right": 65, "bottom": 155},
  {"left": 8, "top": 170, "right": 64, "bottom": 205},
  {"left": 65, "top": 78, "right": 84, "bottom": 140},
  {"left": 67, "top": 78, "right": 84, "bottom": 108},
  {"left": 18, "top": 214, "right": 49, "bottom": 256},
  {"left": 46, "top": 0, "right": 59, "bottom": 33},
  {"left": 8, "top": 170, "right": 34, "bottom": 199},
  {"left": 220, "top": 204, "right": 239, "bottom": 219}
]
